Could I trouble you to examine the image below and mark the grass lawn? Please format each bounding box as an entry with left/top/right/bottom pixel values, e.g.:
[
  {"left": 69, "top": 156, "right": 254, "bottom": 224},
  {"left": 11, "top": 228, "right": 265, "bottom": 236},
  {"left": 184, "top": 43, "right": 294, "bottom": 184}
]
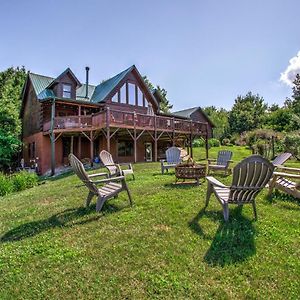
[{"left": 0, "top": 146, "right": 299, "bottom": 299}]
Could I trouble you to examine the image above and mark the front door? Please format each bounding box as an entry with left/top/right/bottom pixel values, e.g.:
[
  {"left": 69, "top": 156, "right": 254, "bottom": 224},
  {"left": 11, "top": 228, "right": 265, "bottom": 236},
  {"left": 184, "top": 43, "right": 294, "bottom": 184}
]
[{"left": 145, "top": 142, "right": 152, "bottom": 162}]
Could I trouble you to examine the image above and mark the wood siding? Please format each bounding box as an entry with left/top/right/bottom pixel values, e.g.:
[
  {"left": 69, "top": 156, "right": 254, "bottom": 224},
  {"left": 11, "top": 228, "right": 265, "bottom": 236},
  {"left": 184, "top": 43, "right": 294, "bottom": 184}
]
[{"left": 22, "top": 81, "right": 42, "bottom": 137}]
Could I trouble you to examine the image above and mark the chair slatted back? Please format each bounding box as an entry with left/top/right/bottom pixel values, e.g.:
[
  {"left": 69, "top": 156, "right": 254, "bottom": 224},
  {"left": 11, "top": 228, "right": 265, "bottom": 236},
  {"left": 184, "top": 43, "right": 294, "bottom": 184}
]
[
  {"left": 69, "top": 154, "right": 99, "bottom": 195},
  {"left": 272, "top": 152, "right": 292, "bottom": 167},
  {"left": 166, "top": 147, "right": 181, "bottom": 164},
  {"left": 228, "top": 155, "right": 274, "bottom": 203},
  {"left": 100, "top": 150, "right": 118, "bottom": 176},
  {"left": 216, "top": 150, "right": 233, "bottom": 166}
]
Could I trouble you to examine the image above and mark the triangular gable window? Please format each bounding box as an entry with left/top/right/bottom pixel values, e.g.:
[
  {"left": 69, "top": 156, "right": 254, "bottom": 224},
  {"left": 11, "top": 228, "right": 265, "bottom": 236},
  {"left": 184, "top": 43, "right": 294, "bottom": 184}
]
[{"left": 110, "top": 82, "right": 150, "bottom": 107}]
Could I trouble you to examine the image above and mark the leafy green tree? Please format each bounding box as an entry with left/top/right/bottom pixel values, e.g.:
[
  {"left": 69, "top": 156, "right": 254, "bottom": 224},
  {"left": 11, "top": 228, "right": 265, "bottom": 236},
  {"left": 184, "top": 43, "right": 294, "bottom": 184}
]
[
  {"left": 143, "top": 76, "right": 173, "bottom": 113},
  {"left": 228, "top": 92, "right": 267, "bottom": 134},
  {"left": 283, "top": 132, "right": 300, "bottom": 160},
  {"left": 203, "top": 106, "right": 229, "bottom": 140},
  {"left": 265, "top": 108, "right": 296, "bottom": 132},
  {"left": 0, "top": 66, "right": 27, "bottom": 169}
]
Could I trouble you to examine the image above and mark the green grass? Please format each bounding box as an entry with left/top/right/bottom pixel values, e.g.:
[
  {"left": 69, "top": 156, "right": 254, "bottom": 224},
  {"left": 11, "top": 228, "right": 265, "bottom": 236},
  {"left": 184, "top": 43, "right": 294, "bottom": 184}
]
[{"left": 0, "top": 146, "right": 299, "bottom": 299}]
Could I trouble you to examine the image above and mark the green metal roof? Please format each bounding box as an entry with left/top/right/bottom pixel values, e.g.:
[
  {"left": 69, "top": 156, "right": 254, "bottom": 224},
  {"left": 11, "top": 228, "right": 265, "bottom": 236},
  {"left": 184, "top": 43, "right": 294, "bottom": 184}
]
[
  {"left": 90, "top": 65, "right": 134, "bottom": 103},
  {"left": 173, "top": 107, "right": 215, "bottom": 127},
  {"left": 28, "top": 66, "right": 135, "bottom": 103},
  {"left": 29, "top": 72, "right": 96, "bottom": 101},
  {"left": 172, "top": 107, "right": 199, "bottom": 118}
]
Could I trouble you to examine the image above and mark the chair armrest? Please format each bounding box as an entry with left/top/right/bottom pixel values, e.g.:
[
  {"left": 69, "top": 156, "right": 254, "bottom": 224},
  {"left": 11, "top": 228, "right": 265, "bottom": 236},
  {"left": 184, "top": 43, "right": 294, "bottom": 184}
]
[
  {"left": 88, "top": 172, "right": 108, "bottom": 178},
  {"left": 275, "top": 166, "right": 300, "bottom": 173},
  {"left": 273, "top": 172, "right": 300, "bottom": 180},
  {"left": 208, "top": 158, "right": 216, "bottom": 162},
  {"left": 206, "top": 176, "right": 229, "bottom": 188},
  {"left": 93, "top": 176, "right": 125, "bottom": 184},
  {"left": 118, "top": 162, "right": 133, "bottom": 169}
]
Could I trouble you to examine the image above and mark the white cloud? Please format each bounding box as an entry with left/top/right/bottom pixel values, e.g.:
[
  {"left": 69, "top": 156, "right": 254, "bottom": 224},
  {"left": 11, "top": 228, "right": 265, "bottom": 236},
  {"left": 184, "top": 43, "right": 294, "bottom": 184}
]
[{"left": 280, "top": 51, "right": 300, "bottom": 86}]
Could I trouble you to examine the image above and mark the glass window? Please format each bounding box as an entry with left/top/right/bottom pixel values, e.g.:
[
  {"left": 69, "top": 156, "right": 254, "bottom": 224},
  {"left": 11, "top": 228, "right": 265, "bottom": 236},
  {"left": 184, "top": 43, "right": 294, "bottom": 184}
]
[
  {"left": 112, "top": 92, "right": 118, "bottom": 102},
  {"left": 118, "top": 141, "right": 133, "bottom": 157},
  {"left": 137, "top": 87, "right": 143, "bottom": 106},
  {"left": 128, "top": 83, "right": 135, "bottom": 105},
  {"left": 119, "top": 84, "right": 126, "bottom": 103},
  {"left": 62, "top": 84, "right": 71, "bottom": 98}
]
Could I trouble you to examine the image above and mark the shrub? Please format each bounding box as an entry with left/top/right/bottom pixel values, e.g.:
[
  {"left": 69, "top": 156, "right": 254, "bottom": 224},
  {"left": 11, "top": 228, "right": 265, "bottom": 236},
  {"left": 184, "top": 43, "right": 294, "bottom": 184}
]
[
  {"left": 0, "top": 173, "right": 14, "bottom": 196},
  {"left": 208, "top": 138, "right": 220, "bottom": 147},
  {"left": 12, "top": 171, "right": 38, "bottom": 192},
  {"left": 283, "top": 132, "right": 300, "bottom": 160},
  {"left": 0, "top": 171, "right": 38, "bottom": 197},
  {"left": 193, "top": 138, "right": 205, "bottom": 147},
  {"left": 222, "top": 138, "right": 230, "bottom": 146}
]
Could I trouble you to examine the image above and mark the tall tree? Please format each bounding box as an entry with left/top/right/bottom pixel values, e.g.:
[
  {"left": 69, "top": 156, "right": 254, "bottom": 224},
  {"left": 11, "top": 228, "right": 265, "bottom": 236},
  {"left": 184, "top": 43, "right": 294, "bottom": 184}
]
[
  {"left": 0, "top": 66, "right": 27, "bottom": 169},
  {"left": 203, "top": 106, "right": 229, "bottom": 140},
  {"left": 143, "top": 76, "right": 173, "bottom": 113},
  {"left": 228, "top": 92, "right": 267, "bottom": 134}
]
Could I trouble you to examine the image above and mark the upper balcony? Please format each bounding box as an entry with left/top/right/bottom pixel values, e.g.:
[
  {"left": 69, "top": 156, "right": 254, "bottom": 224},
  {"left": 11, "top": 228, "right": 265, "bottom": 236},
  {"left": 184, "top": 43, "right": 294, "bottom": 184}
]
[{"left": 43, "top": 109, "right": 208, "bottom": 136}]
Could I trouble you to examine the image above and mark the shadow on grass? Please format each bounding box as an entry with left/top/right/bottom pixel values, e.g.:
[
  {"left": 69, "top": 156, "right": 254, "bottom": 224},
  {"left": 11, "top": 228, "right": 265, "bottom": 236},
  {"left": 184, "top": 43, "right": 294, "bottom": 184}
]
[
  {"left": 1, "top": 203, "right": 123, "bottom": 243},
  {"left": 189, "top": 206, "right": 256, "bottom": 267},
  {"left": 267, "top": 190, "right": 300, "bottom": 207},
  {"left": 164, "top": 182, "right": 203, "bottom": 189}
]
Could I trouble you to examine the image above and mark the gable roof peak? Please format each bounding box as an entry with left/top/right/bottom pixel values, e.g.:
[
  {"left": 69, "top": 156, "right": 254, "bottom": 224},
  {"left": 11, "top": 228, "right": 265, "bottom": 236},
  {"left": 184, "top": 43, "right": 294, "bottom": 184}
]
[{"left": 46, "top": 67, "right": 81, "bottom": 89}]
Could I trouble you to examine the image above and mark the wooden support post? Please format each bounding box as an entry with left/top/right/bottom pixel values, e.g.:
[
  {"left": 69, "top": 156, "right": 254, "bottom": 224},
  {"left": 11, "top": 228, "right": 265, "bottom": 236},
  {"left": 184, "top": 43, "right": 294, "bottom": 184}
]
[
  {"left": 205, "top": 135, "right": 209, "bottom": 159},
  {"left": 70, "top": 136, "right": 74, "bottom": 154},
  {"left": 50, "top": 98, "right": 56, "bottom": 176},
  {"left": 106, "top": 107, "right": 111, "bottom": 152},
  {"left": 172, "top": 117, "right": 175, "bottom": 146},
  {"left": 78, "top": 135, "right": 82, "bottom": 159},
  {"left": 154, "top": 116, "right": 158, "bottom": 162},
  {"left": 190, "top": 134, "right": 193, "bottom": 159},
  {"left": 90, "top": 131, "right": 94, "bottom": 167},
  {"left": 134, "top": 112, "right": 137, "bottom": 163}
]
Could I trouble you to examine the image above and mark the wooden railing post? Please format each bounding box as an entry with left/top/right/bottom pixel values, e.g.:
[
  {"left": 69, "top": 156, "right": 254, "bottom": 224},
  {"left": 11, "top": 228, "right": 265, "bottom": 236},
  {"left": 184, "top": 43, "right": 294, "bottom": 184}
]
[
  {"left": 154, "top": 116, "right": 158, "bottom": 162},
  {"left": 205, "top": 123, "right": 209, "bottom": 159},
  {"left": 134, "top": 111, "right": 137, "bottom": 163},
  {"left": 106, "top": 107, "right": 110, "bottom": 152},
  {"left": 50, "top": 98, "right": 56, "bottom": 176},
  {"left": 172, "top": 117, "right": 175, "bottom": 146}
]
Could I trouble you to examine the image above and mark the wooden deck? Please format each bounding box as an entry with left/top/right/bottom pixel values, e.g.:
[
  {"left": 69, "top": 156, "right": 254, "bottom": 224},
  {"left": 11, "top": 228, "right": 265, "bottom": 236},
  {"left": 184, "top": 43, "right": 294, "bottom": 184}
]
[{"left": 43, "top": 108, "right": 208, "bottom": 136}]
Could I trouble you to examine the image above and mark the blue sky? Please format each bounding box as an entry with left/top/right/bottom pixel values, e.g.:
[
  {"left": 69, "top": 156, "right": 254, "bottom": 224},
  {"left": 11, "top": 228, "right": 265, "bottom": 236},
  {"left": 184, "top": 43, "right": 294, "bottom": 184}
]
[{"left": 1, "top": 0, "right": 299, "bottom": 110}]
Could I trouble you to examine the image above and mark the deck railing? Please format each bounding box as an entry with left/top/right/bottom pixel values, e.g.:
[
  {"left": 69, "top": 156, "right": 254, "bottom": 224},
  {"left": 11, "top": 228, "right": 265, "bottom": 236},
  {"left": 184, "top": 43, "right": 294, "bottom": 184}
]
[{"left": 44, "top": 109, "right": 207, "bottom": 135}]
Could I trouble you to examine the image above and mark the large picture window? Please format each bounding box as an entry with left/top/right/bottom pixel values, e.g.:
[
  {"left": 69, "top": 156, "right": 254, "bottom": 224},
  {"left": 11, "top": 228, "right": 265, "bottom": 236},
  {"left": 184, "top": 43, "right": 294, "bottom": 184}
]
[
  {"left": 128, "top": 83, "right": 135, "bottom": 105},
  {"left": 118, "top": 140, "right": 133, "bottom": 157}
]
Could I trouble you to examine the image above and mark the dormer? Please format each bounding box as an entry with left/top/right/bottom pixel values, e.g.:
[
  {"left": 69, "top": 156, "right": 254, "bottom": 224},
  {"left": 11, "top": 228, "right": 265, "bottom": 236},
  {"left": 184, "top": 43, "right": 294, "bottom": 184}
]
[{"left": 46, "top": 68, "right": 81, "bottom": 99}]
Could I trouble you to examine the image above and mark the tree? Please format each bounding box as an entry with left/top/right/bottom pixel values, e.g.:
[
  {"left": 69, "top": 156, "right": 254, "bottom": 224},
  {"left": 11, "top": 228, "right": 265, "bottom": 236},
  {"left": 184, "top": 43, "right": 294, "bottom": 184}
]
[
  {"left": 0, "top": 66, "right": 27, "bottom": 169},
  {"left": 291, "top": 73, "right": 300, "bottom": 115},
  {"left": 143, "top": 76, "right": 173, "bottom": 113},
  {"left": 203, "top": 106, "right": 229, "bottom": 140},
  {"left": 228, "top": 92, "right": 267, "bottom": 134}
]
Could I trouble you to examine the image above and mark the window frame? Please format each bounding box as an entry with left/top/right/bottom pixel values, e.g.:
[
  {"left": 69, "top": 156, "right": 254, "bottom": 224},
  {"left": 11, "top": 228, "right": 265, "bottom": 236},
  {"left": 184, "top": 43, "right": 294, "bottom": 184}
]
[
  {"left": 118, "top": 140, "right": 133, "bottom": 157},
  {"left": 62, "top": 83, "right": 72, "bottom": 99}
]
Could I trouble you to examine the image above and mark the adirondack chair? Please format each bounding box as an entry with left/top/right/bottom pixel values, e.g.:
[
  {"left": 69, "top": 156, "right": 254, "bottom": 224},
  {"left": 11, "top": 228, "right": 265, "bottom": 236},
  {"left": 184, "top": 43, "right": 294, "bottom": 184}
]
[
  {"left": 205, "top": 155, "right": 274, "bottom": 221},
  {"left": 208, "top": 150, "right": 233, "bottom": 175},
  {"left": 160, "top": 146, "right": 181, "bottom": 174},
  {"left": 69, "top": 154, "right": 133, "bottom": 212},
  {"left": 272, "top": 152, "right": 292, "bottom": 167},
  {"left": 99, "top": 150, "right": 135, "bottom": 180},
  {"left": 268, "top": 166, "right": 300, "bottom": 199}
]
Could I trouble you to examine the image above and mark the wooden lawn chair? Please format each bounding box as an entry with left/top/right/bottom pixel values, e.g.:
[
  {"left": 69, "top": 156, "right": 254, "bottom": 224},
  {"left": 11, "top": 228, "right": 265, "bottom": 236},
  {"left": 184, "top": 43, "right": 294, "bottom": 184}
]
[
  {"left": 99, "top": 150, "right": 135, "bottom": 180},
  {"left": 160, "top": 146, "right": 181, "bottom": 174},
  {"left": 268, "top": 166, "right": 300, "bottom": 199},
  {"left": 208, "top": 150, "right": 233, "bottom": 175},
  {"left": 69, "top": 154, "right": 133, "bottom": 212},
  {"left": 205, "top": 155, "right": 274, "bottom": 221}
]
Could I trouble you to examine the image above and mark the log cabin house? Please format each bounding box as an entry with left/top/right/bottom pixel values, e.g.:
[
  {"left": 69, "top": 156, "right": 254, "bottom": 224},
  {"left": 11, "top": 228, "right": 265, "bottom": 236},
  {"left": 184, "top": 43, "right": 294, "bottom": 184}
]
[{"left": 20, "top": 65, "right": 214, "bottom": 175}]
